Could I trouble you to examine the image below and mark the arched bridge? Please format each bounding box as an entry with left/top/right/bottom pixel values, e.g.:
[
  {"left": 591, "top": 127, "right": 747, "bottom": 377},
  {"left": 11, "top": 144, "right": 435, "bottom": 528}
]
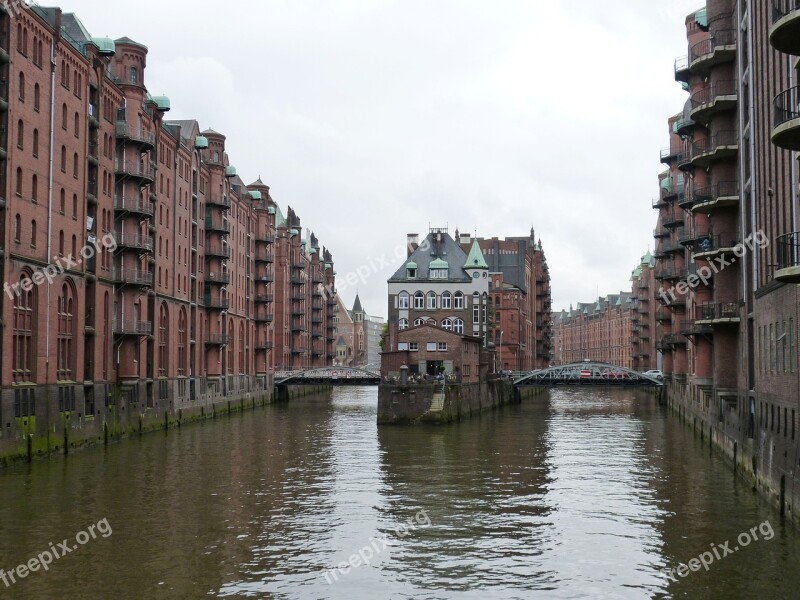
[
  {"left": 275, "top": 367, "right": 381, "bottom": 386},
  {"left": 513, "top": 362, "right": 663, "bottom": 387}
]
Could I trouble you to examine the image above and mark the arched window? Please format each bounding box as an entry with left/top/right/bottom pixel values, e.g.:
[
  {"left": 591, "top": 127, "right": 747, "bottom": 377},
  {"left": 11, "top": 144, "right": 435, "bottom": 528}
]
[
  {"left": 158, "top": 303, "right": 168, "bottom": 377},
  {"left": 16, "top": 24, "right": 22, "bottom": 53},
  {"left": 129, "top": 66, "right": 138, "bottom": 83},
  {"left": 61, "top": 103, "right": 67, "bottom": 129},
  {"left": 30, "top": 220, "right": 36, "bottom": 247},
  {"left": 73, "top": 152, "right": 78, "bottom": 178},
  {"left": 72, "top": 194, "right": 78, "bottom": 218},
  {"left": 32, "top": 128, "right": 39, "bottom": 157},
  {"left": 398, "top": 318, "right": 408, "bottom": 330},
  {"left": 60, "top": 145, "right": 66, "bottom": 171},
  {"left": 398, "top": 291, "right": 409, "bottom": 310},
  {"left": 454, "top": 292, "right": 464, "bottom": 310},
  {"left": 59, "top": 188, "right": 65, "bottom": 213},
  {"left": 413, "top": 291, "right": 424, "bottom": 309},
  {"left": 15, "top": 167, "right": 22, "bottom": 196},
  {"left": 12, "top": 272, "right": 36, "bottom": 382},
  {"left": 56, "top": 282, "right": 76, "bottom": 380},
  {"left": 31, "top": 174, "right": 37, "bottom": 202},
  {"left": 71, "top": 234, "right": 77, "bottom": 258},
  {"left": 452, "top": 318, "right": 464, "bottom": 334},
  {"left": 227, "top": 318, "right": 234, "bottom": 374},
  {"left": 103, "top": 292, "right": 109, "bottom": 379},
  {"left": 18, "top": 72, "right": 24, "bottom": 101},
  {"left": 442, "top": 292, "right": 452, "bottom": 309},
  {"left": 58, "top": 230, "right": 64, "bottom": 255},
  {"left": 427, "top": 292, "right": 437, "bottom": 310},
  {"left": 74, "top": 112, "right": 80, "bottom": 137},
  {"left": 239, "top": 322, "right": 245, "bottom": 373},
  {"left": 16, "top": 119, "right": 23, "bottom": 148},
  {"left": 442, "top": 318, "right": 453, "bottom": 331},
  {"left": 33, "top": 83, "right": 40, "bottom": 111},
  {"left": 414, "top": 318, "right": 426, "bottom": 327},
  {"left": 22, "top": 28, "right": 27, "bottom": 55},
  {"left": 13, "top": 214, "right": 20, "bottom": 242},
  {"left": 178, "top": 308, "right": 187, "bottom": 376}
]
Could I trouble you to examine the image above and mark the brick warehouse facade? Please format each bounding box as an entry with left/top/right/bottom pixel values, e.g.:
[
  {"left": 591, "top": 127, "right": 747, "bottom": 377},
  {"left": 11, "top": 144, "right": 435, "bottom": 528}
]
[
  {"left": 652, "top": 1, "right": 800, "bottom": 524},
  {"left": 0, "top": 4, "right": 335, "bottom": 447}
]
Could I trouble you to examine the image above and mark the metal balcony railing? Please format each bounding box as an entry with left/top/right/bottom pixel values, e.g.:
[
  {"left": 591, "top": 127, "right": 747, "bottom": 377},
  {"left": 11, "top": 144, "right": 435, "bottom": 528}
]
[
  {"left": 114, "top": 195, "right": 155, "bottom": 216},
  {"left": 776, "top": 231, "right": 800, "bottom": 270},
  {"left": 112, "top": 319, "right": 152, "bottom": 335},
  {"left": 689, "top": 29, "right": 736, "bottom": 63}
]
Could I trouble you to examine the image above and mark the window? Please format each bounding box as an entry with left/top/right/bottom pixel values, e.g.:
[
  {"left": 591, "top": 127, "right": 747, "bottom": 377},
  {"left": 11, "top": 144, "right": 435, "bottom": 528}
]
[
  {"left": 32, "top": 128, "right": 38, "bottom": 157},
  {"left": 414, "top": 318, "right": 427, "bottom": 326},
  {"left": 442, "top": 292, "right": 451, "bottom": 309},
  {"left": 12, "top": 273, "right": 36, "bottom": 382},
  {"left": 398, "top": 292, "right": 409, "bottom": 309},
  {"left": 59, "top": 188, "right": 65, "bottom": 213},
  {"left": 34, "top": 83, "right": 40, "bottom": 111},
  {"left": 453, "top": 318, "right": 464, "bottom": 334},
  {"left": 62, "top": 103, "right": 67, "bottom": 129},
  {"left": 409, "top": 342, "right": 419, "bottom": 351},
  {"left": 74, "top": 112, "right": 80, "bottom": 137},
  {"left": 58, "top": 230, "right": 64, "bottom": 255},
  {"left": 60, "top": 145, "right": 66, "bottom": 171},
  {"left": 407, "top": 266, "right": 417, "bottom": 278},
  {"left": 31, "top": 174, "right": 37, "bottom": 202},
  {"left": 73, "top": 152, "right": 79, "bottom": 178},
  {"left": 398, "top": 342, "right": 409, "bottom": 351},
  {"left": 438, "top": 342, "right": 448, "bottom": 351},
  {"left": 427, "top": 292, "right": 437, "bottom": 310},
  {"left": 129, "top": 66, "right": 138, "bottom": 83},
  {"left": 178, "top": 309, "right": 187, "bottom": 376},
  {"left": 16, "top": 119, "right": 23, "bottom": 148},
  {"left": 15, "top": 167, "right": 22, "bottom": 196},
  {"left": 158, "top": 304, "right": 168, "bottom": 378},
  {"left": 454, "top": 292, "right": 464, "bottom": 309},
  {"left": 398, "top": 318, "right": 408, "bottom": 330},
  {"left": 430, "top": 268, "right": 447, "bottom": 279},
  {"left": 18, "top": 72, "right": 24, "bottom": 101},
  {"left": 427, "top": 342, "right": 437, "bottom": 351},
  {"left": 30, "top": 220, "right": 36, "bottom": 247},
  {"left": 414, "top": 292, "right": 424, "bottom": 309},
  {"left": 13, "top": 214, "right": 20, "bottom": 242},
  {"left": 56, "top": 283, "right": 76, "bottom": 380},
  {"left": 442, "top": 318, "right": 452, "bottom": 331},
  {"left": 72, "top": 194, "right": 78, "bottom": 218}
]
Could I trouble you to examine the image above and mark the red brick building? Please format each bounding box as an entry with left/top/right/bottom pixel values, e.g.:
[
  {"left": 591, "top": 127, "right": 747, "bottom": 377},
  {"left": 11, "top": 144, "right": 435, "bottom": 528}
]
[
  {"left": 1, "top": 4, "right": 335, "bottom": 424},
  {"left": 380, "top": 324, "right": 482, "bottom": 383},
  {"left": 552, "top": 293, "right": 635, "bottom": 368},
  {"left": 651, "top": 1, "right": 800, "bottom": 523}
]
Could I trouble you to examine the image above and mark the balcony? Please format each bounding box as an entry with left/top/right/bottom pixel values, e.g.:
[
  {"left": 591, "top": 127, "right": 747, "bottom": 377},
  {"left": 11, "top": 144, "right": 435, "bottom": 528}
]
[
  {"left": 255, "top": 293, "right": 274, "bottom": 304},
  {"left": 654, "top": 226, "right": 669, "bottom": 239},
  {"left": 291, "top": 259, "right": 306, "bottom": 270},
  {"left": 291, "top": 321, "right": 305, "bottom": 331},
  {"left": 675, "top": 116, "right": 696, "bottom": 136},
  {"left": 656, "top": 308, "right": 671, "bottom": 322},
  {"left": 204, "top": 295, "right": 229, "bottom": 310},
  {"left": 690, "top": 181, "right": 739, "bottom": 214},
  {"left": 691, "top": 130, "right": 738, "bottom": 168},
  {"left": 115, "top": 233, "right": 153, "bottom": 251},
  {"left": 775, "top": 231, "right": 800, "bottom": 282},
  {"left": 112, "top": 319, "right": 152, "bottom": 336},
  {"left": 674, "top": 55, "right": 690, "bottom": 82},
  {"left": 114, "top": 195, "right": 155, "bottom": 217},
  {"left": 254, "top": 312, "right": 273, "bottom": 323},
  {"left": 660, "top": 146, "right": 678, "bottom": 164},
  {"left": 678, "top": 226, "right": 704, "bottom": 247},
  {"left": 255, "top": 250, "right": 274, "bottom": 264},
  {"left": 663, "top": 209, "right": 684, "bottom": 229},
  {"left": 258, "top": 273, "right": 275, "bottom": 283},
  {"left": 112, "top": 268, "right": 153, "bottom": 287},
  {"left": 770, "top": 0, "right": 800, "bottom": 55},
  {"left": 205, "top": 214, "right": 230, "bottom": 233},
  {"left": 663, "top": 333, "right": 687, "bottom": 346},
  {"left": 292, "top": 346, "right": 307, "bottom": 354},
  {"left": 255, "top": 232, "right": 275, "bottom": 244},
  {"left": 772, "top": 85, "right": 800, "bottom": 151},
  {"left": 205, "top": 332, "right": 230, "bottom": 346},
  {"left": 205, "top": 244, "right": 230, "bottom": 259},
  {"left": 688, "top": 29, "right": 736, "bottom": 73},
  {"left": 115, "top": 159, "right": 155, "bottom": 183},
  {"left": 87, "top": 141, "right": 99, "bottom": 165},
  {"left": 206, "top": 195, "right": 231, "bottom": 208},
  {"left": 689, "top": 79, "right": 737, "bottom": 124},
  {"left": 680, "top": 319, "right": 713, "bottom": 336},
  {"left": 255, "top": 341, "right": 274, "bottom": 351},
  {"left": 205, "top": 271, "right": 230, "bottom": 285},
  {"left": 676, "top": 151, "right": 694, "bottom": 172},
  {"left": 88, "top": 104, "right": 100, "bottom": 128},
  {"left": 115, "top": 121, "right": 156, "bottom": 148},
  {"left": 696, "top": 301, "right": 740, "bottom": 324},
  {"left": 692, "top": 232, "right": 740, "bottom": 261}
]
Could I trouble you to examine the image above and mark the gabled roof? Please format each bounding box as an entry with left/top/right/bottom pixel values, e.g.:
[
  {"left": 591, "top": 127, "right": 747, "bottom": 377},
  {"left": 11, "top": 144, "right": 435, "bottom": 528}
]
[
  {"left": 352, "top": 294, "right": 364, "bottom": 313},
  {"left": 389, "top": 231, "right": 471, "bottom": 282},
  {"left": 465, "top": 239, "right": 488, "bottom": 269}
]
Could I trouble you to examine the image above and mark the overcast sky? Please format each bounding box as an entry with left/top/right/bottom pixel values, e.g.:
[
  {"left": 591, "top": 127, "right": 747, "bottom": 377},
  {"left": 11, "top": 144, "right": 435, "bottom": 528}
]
[{"left": 63, "top": 0, "right": 702, "bottom": 317}]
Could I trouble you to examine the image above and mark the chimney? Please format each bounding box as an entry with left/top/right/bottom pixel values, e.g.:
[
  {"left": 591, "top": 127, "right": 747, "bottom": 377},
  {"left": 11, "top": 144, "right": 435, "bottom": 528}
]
[
  {"left": 407, "top": 233, "right": 418, "bottom": 257},
  {"left": 459, "top": 233, "right": 471, "bottom": 245}
]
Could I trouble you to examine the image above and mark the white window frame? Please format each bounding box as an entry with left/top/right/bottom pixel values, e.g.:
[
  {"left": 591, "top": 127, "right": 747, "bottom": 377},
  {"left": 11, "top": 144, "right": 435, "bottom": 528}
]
[
  {"left": 398, "top": 292, "right": 409, "bottom": 309},
  {"left": 441, "top": 292, "right": 451, "bottom": 309},
  {"left": 427, "top": 292, "right": 437, "bottom": 310},
  {"left": 454, "top": 293, "right": 464, "bottom": 309}
]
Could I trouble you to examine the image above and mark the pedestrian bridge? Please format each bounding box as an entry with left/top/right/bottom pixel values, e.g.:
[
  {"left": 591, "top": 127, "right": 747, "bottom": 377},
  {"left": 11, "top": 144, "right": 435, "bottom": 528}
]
[
  {"left": 513, "top": 362, "right": 663, "bottom": 386},
  {"left": 275, "top": 366, "right": 381, "bottom": 386}
]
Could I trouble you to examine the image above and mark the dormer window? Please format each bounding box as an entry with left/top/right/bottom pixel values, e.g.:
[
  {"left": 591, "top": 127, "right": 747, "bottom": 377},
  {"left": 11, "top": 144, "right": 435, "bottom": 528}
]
[
  {"left": 429, "top": 257, "right": 449, "bottom": 279},
  {"left": 406, "top": 260, "right": 417, "bottom": 279}
]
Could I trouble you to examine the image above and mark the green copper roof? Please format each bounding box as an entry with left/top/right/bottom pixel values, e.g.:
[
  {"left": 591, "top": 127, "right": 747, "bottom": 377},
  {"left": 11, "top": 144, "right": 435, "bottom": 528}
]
[
  {"left": 310, "top": 247, "right": 316, "bottom": 254},
  {"left": 289, "top": 228, "right": 299, "bottom": 237},
  {"left": 275, "top": 206, "right": 286, "bottom": 228},
  {"left": 225, "top": 165, "right": 237, "bottom": 178},
  {"left": 325, "top": 263, "right": 332, "bottom": 270},
  {"left": 249, "top": 190, "right": 261, "bottom": 200},
  {"left": 695, "top": 7, "right": 708, "bottom": 28},
  {"left": 660, "top": 178, "right": 672, "bottom": 190},
  {"left": 195, "top": 135, "right": 209, "bottom": 149},
  {"left": 151, "top": 96, "right": 170, "bottom": 111},
  {"left": 267, "top": 206, "right": 276, "bottom": 215},
  {"left": 92, "top": 37, "right": 115, "bottom": 55},
  {"left": 464, "top": 239, "right": 488, "bottom": 269},
  {"left": 406, "top": 261, "right": 418, "bottom": 269},
  {"left": 616, "top": 297, "right": 622, "bottom": 306},
  {"left": 641, "top": 250, "right": 653, "bottom": 263},
  {"left": 430, "top": 258, "right": 449, "bottom": 269}
]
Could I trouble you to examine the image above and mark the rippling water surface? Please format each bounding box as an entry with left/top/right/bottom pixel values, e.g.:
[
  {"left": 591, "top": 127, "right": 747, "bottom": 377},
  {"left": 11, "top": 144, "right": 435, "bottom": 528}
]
[{"left": 0, "top": 387, "right": 798, "bottom": 599}]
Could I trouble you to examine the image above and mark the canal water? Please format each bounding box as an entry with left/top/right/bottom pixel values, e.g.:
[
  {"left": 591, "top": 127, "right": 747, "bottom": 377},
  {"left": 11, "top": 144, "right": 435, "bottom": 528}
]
[{"left": 1, "top": 387, "right": 798, "bottom": 599}]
